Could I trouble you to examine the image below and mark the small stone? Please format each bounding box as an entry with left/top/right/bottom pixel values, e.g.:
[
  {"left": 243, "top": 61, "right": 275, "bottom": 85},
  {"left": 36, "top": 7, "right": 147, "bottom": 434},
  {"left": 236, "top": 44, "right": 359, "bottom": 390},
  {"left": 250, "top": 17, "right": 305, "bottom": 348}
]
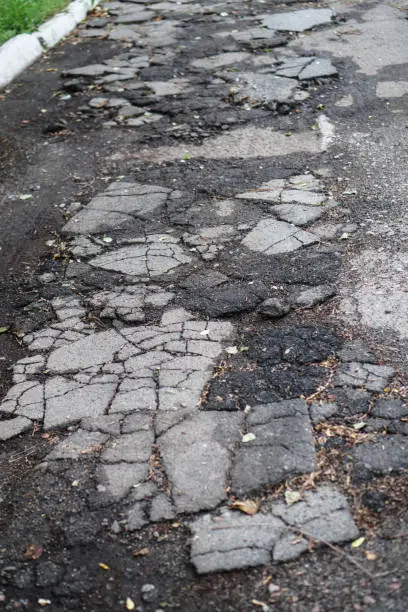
[
  {"left": 111, "top": 520, "right": 121, "bottom": 534},
  {"left": 141, "top": 584, "right": 157, "bottom": 603},
  {"left": 38, "top": 272, "right": 56, "bottom": 284},
  {"left": 259, "top": 298, "right": 291, "bottom": 319}
]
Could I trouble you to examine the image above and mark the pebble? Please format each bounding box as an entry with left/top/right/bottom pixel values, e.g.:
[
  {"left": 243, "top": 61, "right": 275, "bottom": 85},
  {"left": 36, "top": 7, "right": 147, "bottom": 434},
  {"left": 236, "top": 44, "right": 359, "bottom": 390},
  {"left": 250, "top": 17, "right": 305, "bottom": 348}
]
[
  {"left": 38, "top": 272, "right": 56, "bottom": 284},
  {"left": 259, "top": 297, "right": 291, "bottom": 318},
  {"left": 111, "top": 520, "right": 121, "bottom": 534},
  {"left": 141, "top": 584, "right": 157, "bottom": 603}
]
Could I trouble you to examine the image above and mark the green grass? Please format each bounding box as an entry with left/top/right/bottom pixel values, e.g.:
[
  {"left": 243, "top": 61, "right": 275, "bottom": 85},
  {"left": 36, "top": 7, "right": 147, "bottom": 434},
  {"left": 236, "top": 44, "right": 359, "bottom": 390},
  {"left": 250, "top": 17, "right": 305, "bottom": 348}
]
[{"left": 0, "top": 0, "right": 72, "bottom": 44}]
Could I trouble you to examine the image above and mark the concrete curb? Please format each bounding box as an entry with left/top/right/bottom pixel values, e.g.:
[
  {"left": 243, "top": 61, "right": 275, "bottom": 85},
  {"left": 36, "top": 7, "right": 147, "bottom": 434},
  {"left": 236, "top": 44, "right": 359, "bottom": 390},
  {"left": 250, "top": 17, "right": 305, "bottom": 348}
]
[{"left": 0, "top": 0, "right": 101, "bottom": 90}]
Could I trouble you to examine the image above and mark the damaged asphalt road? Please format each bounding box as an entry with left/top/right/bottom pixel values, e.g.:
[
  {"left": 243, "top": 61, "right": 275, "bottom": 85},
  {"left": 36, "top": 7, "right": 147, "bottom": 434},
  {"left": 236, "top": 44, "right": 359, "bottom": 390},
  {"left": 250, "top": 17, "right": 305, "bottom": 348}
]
[{"left": 1, "top": 0, "right": 408, "bottom": 609}]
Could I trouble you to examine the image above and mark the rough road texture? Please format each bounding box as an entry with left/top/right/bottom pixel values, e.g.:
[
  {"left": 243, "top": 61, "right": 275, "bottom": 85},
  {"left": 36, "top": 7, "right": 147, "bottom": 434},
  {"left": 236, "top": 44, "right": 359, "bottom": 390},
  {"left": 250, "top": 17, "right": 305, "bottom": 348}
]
[{"left": 1, "top": 0, "right": 408, "bottom": 610}]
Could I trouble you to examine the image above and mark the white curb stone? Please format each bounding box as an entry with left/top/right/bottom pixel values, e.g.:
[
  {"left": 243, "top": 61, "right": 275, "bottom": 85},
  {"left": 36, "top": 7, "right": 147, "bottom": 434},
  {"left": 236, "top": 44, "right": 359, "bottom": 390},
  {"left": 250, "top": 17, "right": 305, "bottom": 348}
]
[
  {"left": 0, "top": 34, "right": 43, "bottom": 89},
  {"left": 0, "top": 0, "right": 101, "bottom": 90},
  {"left": 35, "top": 13, "right": 77, "bottom": 48}
]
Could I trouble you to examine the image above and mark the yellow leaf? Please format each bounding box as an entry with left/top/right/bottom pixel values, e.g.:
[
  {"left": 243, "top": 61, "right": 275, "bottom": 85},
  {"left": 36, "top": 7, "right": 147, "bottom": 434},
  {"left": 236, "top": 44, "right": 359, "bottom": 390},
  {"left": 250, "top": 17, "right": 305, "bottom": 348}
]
[
  {"left": 285, "top": 491, "right": 301, "bottom": 506},
  {"left": 98, "top": 562, "right": 110, "bottom": 570},
  {"left": 351, "top": 537, "right": 365, "bottom": 548},
  {"left": 126, "top": 597, "right": 135, "bottom": 610},
  {"left": 231, "top": 499, "right": 260, "bottom": 515},
  {"left": 365, "top": 551, "right": 377, "bottom": 561}
]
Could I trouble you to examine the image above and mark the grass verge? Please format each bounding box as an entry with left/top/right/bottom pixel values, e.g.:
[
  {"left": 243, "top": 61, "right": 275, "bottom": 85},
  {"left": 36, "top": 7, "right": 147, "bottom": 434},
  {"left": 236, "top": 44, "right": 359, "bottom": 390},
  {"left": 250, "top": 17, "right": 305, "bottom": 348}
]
[{"left": 0, "top": 0, "right": 72, "bottom": 44}]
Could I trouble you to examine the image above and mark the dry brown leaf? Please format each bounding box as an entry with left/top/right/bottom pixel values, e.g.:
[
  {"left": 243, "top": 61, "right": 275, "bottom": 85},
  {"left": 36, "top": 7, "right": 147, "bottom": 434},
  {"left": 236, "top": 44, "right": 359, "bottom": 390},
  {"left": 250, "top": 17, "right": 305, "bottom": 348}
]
[
  {"left": 24, "top": 544, "right": 43, "bottom": 560},
  {"left": 231, "top": 499, "right": 260, "bottom": 515},
  {"left": 133, "top": 547, "right": 150, "bottom": 557}
]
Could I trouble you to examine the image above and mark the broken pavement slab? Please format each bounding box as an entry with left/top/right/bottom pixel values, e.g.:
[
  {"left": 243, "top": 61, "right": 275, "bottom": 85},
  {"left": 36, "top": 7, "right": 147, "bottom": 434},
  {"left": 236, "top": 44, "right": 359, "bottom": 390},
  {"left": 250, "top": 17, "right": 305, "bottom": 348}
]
[
  {"left": 190, "top": 486, "right": 358, "bottom": 573},
  {"left": 62, "top": 182, "right": 171, "bottom": 234},
  {"left": 241, "top": 218, "right": 317, "bottom": 255},
  {"left": 231, "top": 400, "right": 316, "bottom": 495},
  {"left": 158, "top": 412, "right": 244, "bottom": 513},
  {"left": 262, "top": 9, "right": 335, "bottom": 33},
  {"left": 89, "top": 235, "right": 192, "bottom": 277}
]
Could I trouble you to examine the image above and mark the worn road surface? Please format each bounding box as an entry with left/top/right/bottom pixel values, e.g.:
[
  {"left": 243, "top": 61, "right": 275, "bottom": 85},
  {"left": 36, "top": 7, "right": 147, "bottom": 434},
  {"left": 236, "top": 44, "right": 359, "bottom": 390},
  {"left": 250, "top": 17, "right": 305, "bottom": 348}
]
[{"left": 1, "top": 0, "right": 408, "bottom": 610}]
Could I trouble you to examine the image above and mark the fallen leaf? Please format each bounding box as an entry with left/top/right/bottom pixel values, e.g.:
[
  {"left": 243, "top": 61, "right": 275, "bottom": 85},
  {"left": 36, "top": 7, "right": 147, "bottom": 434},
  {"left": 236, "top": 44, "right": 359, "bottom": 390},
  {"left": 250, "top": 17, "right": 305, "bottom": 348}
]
[
  {"left": 365, "top": 551, "right": 377, "bottom": 561},
  {"left": 133, "top": 547, "right": 150, "bottom": 557},
  {"left": 351, "top": 536, "right": 365, "bottom": 548},
  {"left": 285, "top": 491, "right": 302, "bottom": 506},
  {"left": 19, "top": 194, "right": 32, "bottom": 200},
  {"left": 126, "top": 597, "right": 135, "bottom": 610},
  {"left": 231, "top": 499, "right": 260, "bottom": 515},
  {"left": 251, "top": 600, "right": 269, "bottom": 609},
  {"left": 24, "top": 544, "right": 43, "bottom": 560},
  {"left": 242, "top": 432, "right": 256, "bottom": 443},
  {"left": 353, "top": 422, "right": 366, "bottom": 430},
  {"left": 98, "top": 562, "right": 110, "bottom": 570},
  {"left": 0, "top": 326, "right": 9, "bottom": 334}
]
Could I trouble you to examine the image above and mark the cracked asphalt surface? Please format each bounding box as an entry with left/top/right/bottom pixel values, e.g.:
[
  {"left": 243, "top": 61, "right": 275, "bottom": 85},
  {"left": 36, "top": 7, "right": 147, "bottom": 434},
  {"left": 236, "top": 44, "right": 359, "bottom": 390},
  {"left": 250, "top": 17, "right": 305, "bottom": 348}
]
[{"left": 1, "top": 0, "right": 408, "bottom": 610}]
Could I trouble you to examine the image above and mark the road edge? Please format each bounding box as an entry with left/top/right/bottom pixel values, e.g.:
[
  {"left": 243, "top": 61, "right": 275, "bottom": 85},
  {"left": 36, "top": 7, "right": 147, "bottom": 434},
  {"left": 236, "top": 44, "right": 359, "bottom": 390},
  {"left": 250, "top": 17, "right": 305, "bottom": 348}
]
[{"left": 0, "top": 0, "right": 102, "bottom": 90}]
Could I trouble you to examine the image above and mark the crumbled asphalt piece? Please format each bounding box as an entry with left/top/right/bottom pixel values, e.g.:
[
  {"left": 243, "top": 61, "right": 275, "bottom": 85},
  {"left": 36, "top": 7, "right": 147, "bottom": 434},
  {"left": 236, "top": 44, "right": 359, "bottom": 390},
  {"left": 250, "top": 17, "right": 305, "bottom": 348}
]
[
  {"left": 309, "top": 402, "right": 338, "bottom": 424},
  {"left": 272, "top": 487, "right": 359, "bottom": 562},
  {"left": 349, "top": 436, "right": 408, "bottom": 475},
  {"left": 372, "top": 398, "right": 408, "bottom": 419},
  {"left": 242, "top": 218, "right": 317, "bottom": 255},
  {"left": 334, "top": 362, "right": 395, "bottom": 392},
  {"left": 272, "top": 203, "right": 325, "bottom": 226},
  {"left": 46, "top": 430, "right": 109, "bottom": 460},
  {"left": 248, "top": 326, "right": 340, "bottom": 365},
  {"left": 227, "top": 250, "right": 342, "bottom": 286},
  {"left": 337, "top": 342, "right": 377, "bottom": 363},
  {"left": 190, "top": 510, "right": 284, "bottom": 573},
  {"left": 0, "top": 416, "right": 32, "bottom": 441},
  {"left": 190, "top": 486, "right": 357, "bottom": 573},
  {"left": 333, "top": 387, "right": 371, "bottom": 415},
  {"left": 295, "top": 284, "right": 336, "bottom": 308},
  {"left": 158, "top": 412, "right": 244, "bottom": 512},
  {"left": 299, "top": 58, "right": 338, "bottom": 80},
  {"left": 262, "top": 9, "right": 334, "bottom": 32},
  {"left": 231, "top": 400, "right": 315, "bottom": 494},
  {"left": 205, "top": 364, "right": 328, "bottom": 410},
  {"left": 149, "top": 493, "right": 176, "bottom": 522},
  {"left": 183, "top": 282, "right": 267, "bottom": 317},
  {"left": 258, "top": 297, "right": 291, "bottom": 318}
]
